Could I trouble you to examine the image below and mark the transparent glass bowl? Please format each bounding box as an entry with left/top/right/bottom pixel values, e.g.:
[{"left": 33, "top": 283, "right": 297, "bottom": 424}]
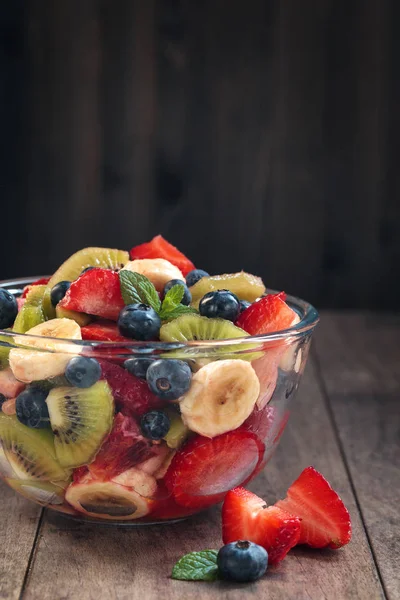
[{"left": 0, "top": 277, "right": 318, "bottom": 524}]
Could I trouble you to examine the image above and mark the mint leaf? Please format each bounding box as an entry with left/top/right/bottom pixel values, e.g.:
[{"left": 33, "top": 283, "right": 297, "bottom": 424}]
[
  {"left": 161, "top": 284, "right": 184, "bottom": 313},
  {"left": 172, "top": 550, "right": 219, "bottom": 581},
  {"left": 161, "top": 305, "right": 197, "bottom": 321},
  {"left": 119, "top": 271, "right": 161, "bottom": 312}
]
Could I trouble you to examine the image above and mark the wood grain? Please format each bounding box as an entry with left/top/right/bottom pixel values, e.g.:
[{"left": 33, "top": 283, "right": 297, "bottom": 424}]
[
  {"left": 313, "top": 313, "right": 400, "bottom": 599},
  {"left": 21, "top": 358, "right": 383, "bottom": 600}
]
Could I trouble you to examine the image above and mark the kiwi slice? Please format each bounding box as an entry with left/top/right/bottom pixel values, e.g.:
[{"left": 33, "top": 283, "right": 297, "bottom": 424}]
[
  {"left": 162, "top": 408, "right": 189, "bottom": 449},
  {"left": 55, "top": 305, "right": 92, "bottom": 327},
  {"left": 190, "top": 272, "right": 266, "bottom": 308},
  {"left": 6, "top": 478, "right": 68, "bottom": 505},
  {"left": 0, "top": 331, "right": 13, "bottom": 367},
  {"left": 43, "top": 247, "right": 129, "bottom": 318},
  {"left": 13, "top": 285, "right": 46, "bottom": 334},
  {"left": 160, "top": 314, "right": 262, "bottom": 361},
  {"left": 0, "top": 414, "right": 70, "bottom": 481},
  {"left": 46, "top": 381, "right": 114, "bottom": 469}
]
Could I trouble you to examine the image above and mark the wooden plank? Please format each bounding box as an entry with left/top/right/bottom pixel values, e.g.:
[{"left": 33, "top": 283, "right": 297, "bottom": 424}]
[
  {"left": 23, "top": 358, "right": 383, "bottom": 599},
  {"left": 313, "top": 312, "right": 400, "bottom": 599},
  {"left": 0, "top": 480, "right": 42, "bottom": 600}
]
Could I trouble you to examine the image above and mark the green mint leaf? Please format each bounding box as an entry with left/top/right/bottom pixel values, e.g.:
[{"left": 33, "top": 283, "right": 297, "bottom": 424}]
[
  {"left": 119, "top": 271, "right": 161, "bottom": 312},
  {"left": 160, "top": 304, "right": 198, "bottom": 321},
  {"left": 161, "top": 284, "right": 185, "bottom": 312},
  {"left": 172, "top": 550, "right": 219, "bottom": 581}
]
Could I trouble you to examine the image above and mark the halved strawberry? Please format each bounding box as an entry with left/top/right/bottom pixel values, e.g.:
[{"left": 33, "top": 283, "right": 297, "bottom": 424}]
[
  {"left": 236, "top": 293, "right": 299, "bottom": 336},
  {"left": 222, "top": 487, "right": 301, "bottom": 564},
  {"left": 21, "top": 277, "right": 51, "bottom": 299},
  {"left": 81, "top": 320, "right": 129, "bottom": 342},
  {"left": 275, "top": 466, "right": 352, "bottom": 549},
  {"left": 88, "top": 413, "right": 154, "bottom": 480},
  {"left": 59, "top": 268, "right": 124, "bottom": 321},
  {"left": 98, "top": 360, "right": 163, "bottom": 417},
  {"left": 130, "top": 235, "right": 195, "bottom": 276},
  {"left": 164, "top": 430, "right": 265, "bottom": 509}
]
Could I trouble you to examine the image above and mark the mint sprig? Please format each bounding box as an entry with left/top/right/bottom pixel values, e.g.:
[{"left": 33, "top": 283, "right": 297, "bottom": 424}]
[
  {"left": 159, "top": 284, "right": 197, "bottom": 320},
  {"left": 172, "top": 550, "right": 219, "bottom": 581},
  {"left": 119, "top": 270, "right": 161, "bottom": 313}
]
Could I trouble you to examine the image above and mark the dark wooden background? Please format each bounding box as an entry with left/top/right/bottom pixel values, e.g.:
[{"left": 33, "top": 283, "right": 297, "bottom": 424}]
[{"left": 1, "top": 0, "right": 399, "bottom": 309}]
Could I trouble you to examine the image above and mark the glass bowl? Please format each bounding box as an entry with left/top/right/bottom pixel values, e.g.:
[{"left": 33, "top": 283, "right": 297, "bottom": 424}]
[{"left": 0, "top": 277, "right": 319, "bottom": 524}]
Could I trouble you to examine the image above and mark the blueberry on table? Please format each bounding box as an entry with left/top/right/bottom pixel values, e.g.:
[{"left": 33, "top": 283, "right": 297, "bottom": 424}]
[
  {"left": 185, "top": 269, "right": 209, "bottom": 288},
  {"left": 65, "top": 356, "right": 102, "bottom": 388},
  {"left": 118, "top": 304, "right": 161, "bottom": 341},
  {"left": 0, "top": 289, "right": 18, "bottom": 329},
  {"left": 163, "top": 279, "right": 192, "bottom": 306},
  {"left": 50, "top": 281, "right": 71, "bottom": 306},
  {"left": 239, "top": 300, "right": 251, "bottom": 313},
  {"left": 217, "top": 541, "right": 268, "bottom": 583},
  {"left": 141, "top": 410, "right": 170, "bottom": 440},
  {"left": 15, "top": 387, "right": 50, "bottom": 429},
  {"left": 146, "top": 359, "right": 192, "bottom": 400},
  {"left": 124, "top": 357, "right": 155, "bottom": 380},
  {"left": 199, "top": 290, "right": 240, "bottom": 322}
]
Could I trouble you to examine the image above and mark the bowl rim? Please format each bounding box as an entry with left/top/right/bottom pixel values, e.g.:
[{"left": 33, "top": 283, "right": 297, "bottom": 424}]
[{"left": 0, "top": 276, "right": 319, "bottom": 348}]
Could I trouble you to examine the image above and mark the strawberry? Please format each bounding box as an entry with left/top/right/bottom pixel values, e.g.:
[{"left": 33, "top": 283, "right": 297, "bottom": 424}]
[
  {"left": 21, "top": 277, "right": 50, "bottom": 299},
  {"left": 98, "top": 360, "right": 163, "bottom": 417},
  {"left": 222, "top": 487, "right": 301, "bottom": 564},
  {"left": 251, "top": 352, "right": 279, "bottom": 408},
  {"left": 59, "top": 268, "right": 124, "bottom": 321},
  {"left": 130, "top": 235, "right": 195, "bottom": 276},
  {"left": 88, "top": 413, "right": 154, "bottom": 480},
  {"left": 164, "top": 430, "right": 265, "bottom": 509},
  {"left": 81, "top": 320, "right": 129, "bottom": 342},
  {"left": 275, "top": 466, "right": 352, "bottom": 549},
  {"left": 242, "top": 405, "right": 289, "bottom": 447},
  {"left": 236, "top": 293, "right": 299, "bottom": 336}
]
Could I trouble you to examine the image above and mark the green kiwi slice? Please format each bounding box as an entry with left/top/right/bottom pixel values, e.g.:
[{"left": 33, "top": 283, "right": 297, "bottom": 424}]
[
  {"left": 162, "top": 408, "right": 189, "bottom": 449},
  {"left": 0, "top": 331, "right": 13, "bottom": 368},
  {"left": 46, "top": 381, "right": 114, "bottom": 469},
  {"left": 55, "top": 305, "right": 92, "bottom": 327},
  {"left": 43, "top": 247, "right": 129, "bottom": 318},
  {"left": 0, "top": 414, "right": 70, "bottom": 481},
  {"left": 189, "top": 272, "right": 266, "bottom": 308},
  {"left": 160, "top": 314, "right": 262, "bottom": 362},
  {"left": 13, "top": 285, "right": 46, "bottom": 334},
  {"left": 6, "top": 478, "right": 68, "bottom": 505}
]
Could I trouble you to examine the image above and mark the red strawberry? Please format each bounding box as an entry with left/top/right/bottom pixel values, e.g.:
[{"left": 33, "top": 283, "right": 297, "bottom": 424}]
[
  {"left": 81, "top": 320, "right": 129, "bottom": 342},
  {"left": 275, "top": 466, "right": 352, "bottom": 549},
  {"left": 88, "top": 413, "right": 154, "bottom": 480},
  {"left": 165, "top": 430, "right": 265, "bottom": 509},
  {"left": 236, "top": 293, "right": 299, "bottom": 336},
  {"left": 21, "top": 277, "right": 50, "bottom": 299},
  {"left": 222, "top": 487, "right": 301, "bottom": 564},
  {"left": 73, "top": 465, "right": 90, "bottom": 482},
  {"left": 98, "top": 360, "right": 163, "bottom": 417},
  {"left": 59, "top": 268, "right": 124, "bottom": 321},
  {"left": 130, "top": 235, "right": 195, "bottom": 276}
]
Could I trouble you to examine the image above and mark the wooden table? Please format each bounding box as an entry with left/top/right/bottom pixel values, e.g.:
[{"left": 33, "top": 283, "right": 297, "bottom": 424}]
[{"left": 1, "top": 312, "right": 399, "bottom": 600}]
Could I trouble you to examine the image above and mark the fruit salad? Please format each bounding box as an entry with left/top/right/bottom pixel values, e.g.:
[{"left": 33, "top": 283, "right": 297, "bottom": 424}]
[{"left": 0, "top": 236, "right": 318, "bottom": 523}]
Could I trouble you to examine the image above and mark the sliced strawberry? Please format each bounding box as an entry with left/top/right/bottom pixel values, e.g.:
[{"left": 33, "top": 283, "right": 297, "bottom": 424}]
[
  {"left": 88, "top": 413, "right": 154, "bottom": 480},
  {"left": 21, "top": 277, "right": 50, "bottom": 299},
  {"left": 164, "top": 430, "right": 265, "bottom": 509},
  {"left": 81, "top": 320, "right": 129, "bottom": 342},
  {"left": 275, "top": 466, "right": 352, "bottom": 549},
  {"left": 222, "top": 487, "right": 301, "bottom": 564},
  {"left": 130, "top": 235, "right": 195, "bottom": 276},
  {"left": 236, "top": 293, "right": 299, "bottom": 336},
  {"left": 0, "top": 367, "right": 25, "bottom": 398},
  {"left": 251, "top": 352, "right": 279, "bottom": 408},
  {"left": 98, "top": 360, "right": 163, "bottom": 417},
  {"left": 73, "top": 465, "right": 90, "bottom": 483},
  {"left": 150, "top": 485, "right": 199, "bottom": 520},
  {"left": 59, "top": 268, "right": 124, "bottom": 321}
]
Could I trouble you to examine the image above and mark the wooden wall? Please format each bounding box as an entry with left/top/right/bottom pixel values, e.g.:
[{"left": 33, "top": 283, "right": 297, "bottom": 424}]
[{"left": 1, "top": 0, "right": 399, "bottom": 309}]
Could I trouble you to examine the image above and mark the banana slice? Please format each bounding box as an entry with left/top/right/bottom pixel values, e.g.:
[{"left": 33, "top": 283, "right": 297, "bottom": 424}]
[
  {"left": 121, "top": 258, "right": 184, "bottom": 291},
  {"left": 9, "top": 319, "right": 82, "bottom": 383},
  {"left": 179, "top": 359, "right": 260, "bottom": 438},
  {"left": 112, "top": 467, "right": 157, "bottom": 497}
]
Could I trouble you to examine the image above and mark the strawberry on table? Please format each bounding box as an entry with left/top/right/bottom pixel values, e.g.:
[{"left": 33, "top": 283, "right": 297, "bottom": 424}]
[
  {"left": 275, "top": 466, "right": 352, "bottom": 549},
  {"left": 165, "top": 430, "right": 265, "bottom": 509},
  {"left": 59, "top": 268, "right": 124, "bottom": 321},
  {"left": 222, "top": 487, "right": 301, "bottom": 564},
  {"left": 236, "top": 293, "right": 299, "bottom": 336},
  {"left": 130, "top": 235, "right": 195, "bottom": 276}
]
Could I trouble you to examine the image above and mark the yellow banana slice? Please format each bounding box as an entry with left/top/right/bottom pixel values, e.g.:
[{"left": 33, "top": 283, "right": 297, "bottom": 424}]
[
  {"left": 179, "top": 359, "right": 260, "bottom": 438},
  {"left": 121, "top": 258, "right": 184, "bottom": 291}
]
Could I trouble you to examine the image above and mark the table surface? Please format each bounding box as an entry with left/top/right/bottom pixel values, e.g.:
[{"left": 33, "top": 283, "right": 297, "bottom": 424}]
[{"left": 1, "top": 312, "right": 399, "bottom": 600}]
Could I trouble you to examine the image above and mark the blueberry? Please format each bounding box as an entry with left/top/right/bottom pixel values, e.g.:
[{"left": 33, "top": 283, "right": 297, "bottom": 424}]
[
  {"left": 15, "top": 387, "right": 50, "bottom": 429},
  {"left": 0, "top": 393, "right": 6, "bottom": 409},
  {"left": 217, "top": 541, "right": 268, "bottom": 583},
  {"left": 239, "top": 300, "right": 251, "bottom": 313},
  {"left": 65, "top": 356, "right": 101, "bottom": 388},
  {"left": 185, "top": 269, "right": 209, "bottom": 288},
  {"left": 199, "top": 290, "right": 240, "bottom": 321},
  {"left": 50, "top": 281, "right": 71, "bottom": 306},
  {"left": 124, "top": 357, "right": 155, "bottom": 379},
  {"left": 163, "top": 279, "right": 192, "bottom": 306},
  {"left": 146, "top": 359, "right": 192, "bottom": 400},
  {"left": 118, "top": 304, "right": 161, "bottom": 341},
  {"left": 0, "top": 289, "right": 18, "bottom": 329},
  {"left": 141, "top": 410, "right": 170, "bottom": 440}
]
